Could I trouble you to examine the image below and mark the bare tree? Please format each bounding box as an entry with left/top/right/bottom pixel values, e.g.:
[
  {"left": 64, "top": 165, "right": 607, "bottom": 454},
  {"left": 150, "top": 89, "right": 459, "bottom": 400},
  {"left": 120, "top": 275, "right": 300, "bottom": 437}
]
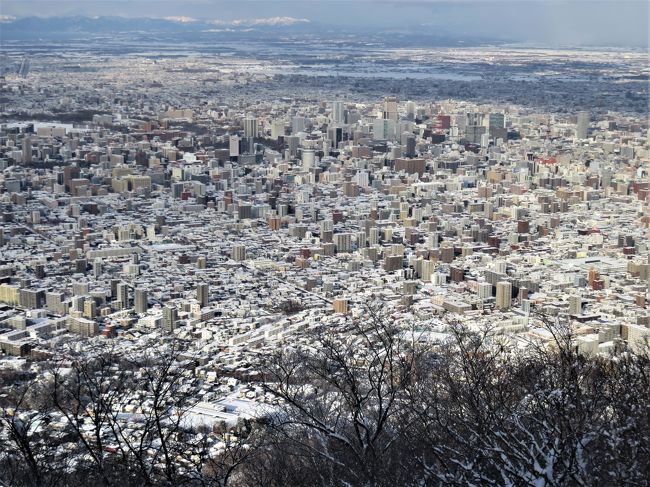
[
  {"left": 2, "top": 311, "right": 649, "bottom": 487},
  {"left": 0, "top": 369, "right": 67, "bottom": 487},
  {"left": 257, "top": 306, "right": 424, "bottom": 487}
]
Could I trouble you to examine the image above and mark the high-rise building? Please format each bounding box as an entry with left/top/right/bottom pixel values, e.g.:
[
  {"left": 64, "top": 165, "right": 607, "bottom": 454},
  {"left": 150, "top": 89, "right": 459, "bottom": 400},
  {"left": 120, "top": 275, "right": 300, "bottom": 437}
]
[
  {"left": 71, "top": 295, "right": 84, "bottom": 312},
  {"left": 382, "top": 96, "right": 398, "bottom": 122},
  {"left": 466, "top": 125, "right": 486, "bottom": 145},
  {"left": 19, "top": 288, "right": 44, "bottom": 309},
  {"left": 334, "top": 233, "right": 353, "bottom": 253},
  {"left": 231, "top": 244, "right": 247, "bottom": 262},
  {"left": 569, "top": 295, "right": 583, "bottom": 315},
  {"left": 117, "top": 282, "right": 128, "bottom": 308},
  {"left": 172, "top": 182, "right": 184, "bottom": 198},
  {"left": 46, "top": 291, "right": 65, "bottom": 315},
  {"left": 406, "top": 100, "right": 416, "bottom": 120},
  {"left": 286, "top": 135, "right": 300, "bottom": 158},
  {"left": 197, "top": 283, "right": 209, "bottom": 307},
  {"left": 22, "top": 137, "right": 32, "bottom": 164},
  {"left": 402, "top": 133, "right": 416, "bottom": 157},
  {"left": 384, "top": 255, "right": 403, "bottom": 272},
  {"left": 135, "top": 288, "right": 148, "bottom": 314},
  {"left": 244, "top": 117, "right": 258, "bottom": 138},
  {"left": 327, "top": 126, "right": 343, "bottom": 149},
  {"left": 478, "top": 282, "right": 493, "bottom": 300},
  {"left": 436, "top": 115, "right": 451, "bottom": 130},
  {"left": 229, "top": 135, "right": 241, "bottom": 158},
  {"left": 496, "top": 281, "right": 512, "bottom": 310},
  {"left": 271, "top": 121, "right": 285, "bottom": 139},
  {"left": 301, "top": 149, "right": 315, "bottom": 168},
  {"left": 488, "top": 113, "right": 505, "bottom": 129},
  {"left": 332, "top": 101, "right": 344, "bottom": 124},
  {"left": 576, "top": 111, "right": 590, "bottom": 139},
  {"left": 374, "top": 118, "right": 396, "bottom": 140},
  {"left": 292, "top": 116, "right": 306, "bottom": 134},
  {"left": 162, "top": 306, "right": 178, "bottom": 332},
  {"left": 466, "top": 112, "right": 484, "bottom": 127},
  {"left": 83, "top": 298, "right": 97, "bottom": 319},
  {"left": 242, "top": 136, "right": 255, "bottom": 155}
]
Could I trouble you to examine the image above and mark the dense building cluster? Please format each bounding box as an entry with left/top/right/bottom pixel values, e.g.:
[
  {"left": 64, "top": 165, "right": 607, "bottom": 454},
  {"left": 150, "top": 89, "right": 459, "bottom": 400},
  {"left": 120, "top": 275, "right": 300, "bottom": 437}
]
[{"left": 0, "top": 45, "right": 649, "bottom": 485}]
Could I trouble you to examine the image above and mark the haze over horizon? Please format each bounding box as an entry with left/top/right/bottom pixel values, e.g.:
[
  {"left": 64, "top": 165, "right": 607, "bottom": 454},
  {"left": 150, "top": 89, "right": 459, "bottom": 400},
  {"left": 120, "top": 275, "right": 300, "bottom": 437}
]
[{"left": 2, "top": 0, "right": 649, "bottom": 48}]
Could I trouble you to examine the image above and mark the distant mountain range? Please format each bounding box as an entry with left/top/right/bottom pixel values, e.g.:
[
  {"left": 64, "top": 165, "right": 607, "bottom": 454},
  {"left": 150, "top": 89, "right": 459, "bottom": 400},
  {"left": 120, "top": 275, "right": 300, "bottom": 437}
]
[
  {"left": 1, "top": 16, "right": 317, "bottom": 40},
  {"left": 0, "top": 15, "right": 498, "bottom": 46}
]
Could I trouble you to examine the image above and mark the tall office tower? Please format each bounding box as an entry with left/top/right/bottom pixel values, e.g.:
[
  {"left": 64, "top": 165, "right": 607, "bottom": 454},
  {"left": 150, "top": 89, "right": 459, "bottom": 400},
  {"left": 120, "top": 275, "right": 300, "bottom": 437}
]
[
  {"left": 93, "top": 259, "right": 102, "bottom": 278},
  {"left": 162, "top": 306, "right": 178, "bottom": 332},
  {"left": 488, "top": 113, "right": 505, "bottom": 130},
  {"left": 231, "top": 244, "right": 247, "bottom": 262},
  {"left": 197, "top": 283, "right": 209, "bottom": 307},
  {"left": 117, "top": 282, "right": 129, "bottom": 307},
  {"left": 134, "top": 288, "right": 148, "bottom": 314},
  {"left": 466, "top": 112, "right": 484, "bottom": 127},
  {"left": 243, "top": 136, "right": 255, "bottom": 154},
  {"left": 229, "top": 135, "right": 241, "bottom": 158},
  {"left": 466, "top": 125, "right": 486, "bottom": 145},
  {"left": 569, "top": 295, "right": 583, "bottom": 315},
  {"left": 271, "top": 121, "right": 285, "bottom": 139},
  {"left": 301, "top": 149, "right": 315, "bottom": 169},
  {"left": 402, "top": 133, "right": 416, "bottom": 157},
  {"left": 243, "top": 117, "right": 258, "bottom": 138},
  {"left": 286, "top": 135, "right": 300, "bottom": 158},
  {"left": 22, "top": 137, "right": 32, "bottom": 163},
  {"left": 374, "top": 118, "right": 396, "bottom": 140},
  {"left": 496, "top": 281, "right": 513, "bottom": 310},
  {"left": 576, "top": 111, "right": 590, "bottom": 139},
  {"left": 327, "top": 126, "right": 343, "bottom": 148},
  {"left": 382, "top": 96, "right": 398, "bottom": 122},
  {"left": 406, "top": 100, "right": 416, "bottom": 120},
  {"left": 292, "top": 116, "right": 306, "bottom": 134},
  {"left": 332, "top": 101, "right": 345, "bottom": 124}
]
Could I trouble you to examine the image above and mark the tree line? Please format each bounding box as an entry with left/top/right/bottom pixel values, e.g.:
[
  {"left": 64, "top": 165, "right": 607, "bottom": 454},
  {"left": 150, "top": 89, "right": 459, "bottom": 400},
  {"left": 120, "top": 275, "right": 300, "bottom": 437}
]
[{"left": 1, "top": 311, "right": 649, "bottom": 486}]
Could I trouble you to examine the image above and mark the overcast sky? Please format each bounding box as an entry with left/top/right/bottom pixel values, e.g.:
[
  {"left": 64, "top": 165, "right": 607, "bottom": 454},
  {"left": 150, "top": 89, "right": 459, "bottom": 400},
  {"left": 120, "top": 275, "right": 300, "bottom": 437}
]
[{"left": 3, "top": 0, "right": 649, "bottom": 47}]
